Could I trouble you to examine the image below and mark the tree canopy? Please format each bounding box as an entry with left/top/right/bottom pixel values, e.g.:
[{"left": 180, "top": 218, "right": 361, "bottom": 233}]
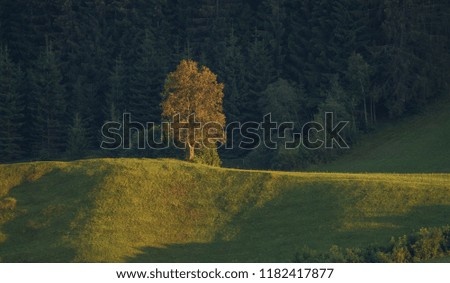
[{"left": 162, "top": 59, "right": 225, "bottom": 161}]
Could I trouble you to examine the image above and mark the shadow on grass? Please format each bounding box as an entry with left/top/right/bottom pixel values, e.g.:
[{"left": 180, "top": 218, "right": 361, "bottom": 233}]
[
  {"left": 336, "top": 204, "right": 450, "bottom": 246},
  {"left": 0, "top": 166, "right": 107, "bottom": 262},
  {"left": 126, "top": 184, "right": 346, "bottom": 262},
  {"left": 126, "top": 196, "right": 450, "bottom": 263}
]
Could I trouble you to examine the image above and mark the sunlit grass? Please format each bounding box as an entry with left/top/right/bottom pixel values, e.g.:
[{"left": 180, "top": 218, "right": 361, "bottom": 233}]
[{"left": 0, "top": 158, "right": 449, "bottom": 262}]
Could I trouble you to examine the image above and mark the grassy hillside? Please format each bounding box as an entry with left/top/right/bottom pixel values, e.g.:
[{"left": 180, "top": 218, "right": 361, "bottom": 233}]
[
  {"left": 310, "top": 96, "right": 450, "bottom": 173},
  {"left": 0, "top": 158, "right": 449, "bottom": 262}
]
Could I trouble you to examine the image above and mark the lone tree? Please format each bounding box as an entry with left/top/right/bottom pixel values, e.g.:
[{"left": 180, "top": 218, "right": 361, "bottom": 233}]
[{"left": 162, "top": 59, "right": 225, "bottom": 161}]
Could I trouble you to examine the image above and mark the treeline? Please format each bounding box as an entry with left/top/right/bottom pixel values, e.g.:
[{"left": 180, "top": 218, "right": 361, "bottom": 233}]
[
  {"left": 293, "top": 226, "right": 450, "bottom": 263},
  {"left": 0, "top": 0, "right": 449, "bottom": 166}
]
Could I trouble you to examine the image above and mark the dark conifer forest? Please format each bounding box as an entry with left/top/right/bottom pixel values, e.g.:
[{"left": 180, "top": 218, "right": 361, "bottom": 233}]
[{"left": 0, "top": 0, "right": 449, "bottom": 168}]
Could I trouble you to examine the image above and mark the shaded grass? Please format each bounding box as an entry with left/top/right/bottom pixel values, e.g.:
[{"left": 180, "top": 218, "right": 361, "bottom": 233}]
[
  {"left": 309, "top": 96, "right": 450, "bottom": 173},
  {"left": 0, "top": 161, "right": 109, "bottom": 262},
  {"left": 0, "top": 158, "right": 449, "bottom": 262}
]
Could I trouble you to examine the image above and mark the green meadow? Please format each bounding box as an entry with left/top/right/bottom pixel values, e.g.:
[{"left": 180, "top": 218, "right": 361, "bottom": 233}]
[{"left": 0, "top": 159, "right": 449, "bottom": 262}]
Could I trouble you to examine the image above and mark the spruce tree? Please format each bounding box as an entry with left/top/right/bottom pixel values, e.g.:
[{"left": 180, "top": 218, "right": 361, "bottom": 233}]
[
  {"left": 257, "top": 0, "right": 286, "bottom": 77},
  {"left": 105, "top": 56, "right": 126, "bottom": 122},
  {"left": 244, "top": 31, "right": 276, "bottom": 121},
  {"left": 129, "top": 29, "right": 165, "bottom": 123},
  {"left": 217, "top": 27, "right": 246, "bottom": 122},
  {"left": 0, "top": 46, "right": 24, "bottom": 162},
  {"left": 30, "top": 41, "right": 67, "bottom": 158},
  {"left": 284, "top": 0, "right": 310, "bottom": 86},
  {"left": 67, "top": 112, "right": 89, "bottom": 159}
]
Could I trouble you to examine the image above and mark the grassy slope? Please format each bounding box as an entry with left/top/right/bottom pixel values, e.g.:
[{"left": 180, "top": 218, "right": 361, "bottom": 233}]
[
  {"left": 310, "top": 96, "right": 450, "bottom": 173},
  {"left": 0, "top": 159, "right": 449, "bottom": 262}
]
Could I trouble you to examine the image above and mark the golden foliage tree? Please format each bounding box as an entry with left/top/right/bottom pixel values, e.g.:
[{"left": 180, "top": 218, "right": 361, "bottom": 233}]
[{"left": 162, "top": 59, "right": 225, "bottom": 161}]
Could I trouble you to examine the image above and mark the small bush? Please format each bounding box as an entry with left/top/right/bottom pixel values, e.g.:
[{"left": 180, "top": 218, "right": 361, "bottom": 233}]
[
  {"left": 194, "top": 147, "right": 222, "bottom": 167},
  {"left": 411, "top": 228, "right": 443, "bottom": 262},
  {"left": 328, "top": 245, "right": 347, "bottom": 262},
  {"left": 292, "top": 246, "right": 323, "bottom": 263},
  {"left": 386, "top": 235, "right": 413, "bottom": 263},
  {"left": 293, "top": 226, "right": 450, "bottom": 263}
]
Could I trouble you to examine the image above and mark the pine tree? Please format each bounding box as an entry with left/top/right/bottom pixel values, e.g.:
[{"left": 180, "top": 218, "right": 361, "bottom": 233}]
[
  {"left": 284, "top": 0, "right": 309, "bottom": 86},
  {"left": 257, "top": 0, "right": 286, "bottom": 77},
  {"left": 129, "top": 29, "right": 166, "bottom": 123},
  {"left": 106, "top": 56, "right": 126, "bottom": 122},
  {"left": 328, "top": 0, "right": 361, "bottom": 74},
  {"left": 67, "top": 112, "right": 89, "bottom": 159},
  {"left": 244, "top": 30, "right": 276, "bottom": 121},
  {"left": 217, "top": 27, "right": 246, "bottom": 122},
  {"left": 56, "top": 0, "right": 108, "bottom": 148},
  {"left": 30, "top": 40, "right": 67, "bottom": 158},
  {"left": 0, "top": 46, "right": 24, "bottom": 161},
  {"left": 76, "top": 0, "right": 110, "bottom": 141}
]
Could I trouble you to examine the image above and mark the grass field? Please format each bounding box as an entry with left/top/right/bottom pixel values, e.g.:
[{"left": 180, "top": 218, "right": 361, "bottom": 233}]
[
  {"left": 0, "top": 97, "right": 449, "bottom": 263},
  {"left": 0, "top": 158, "right": 449, "bottom": 262},
  {"left": 310, "top": 96, "right": 450, "bottom": 173}
]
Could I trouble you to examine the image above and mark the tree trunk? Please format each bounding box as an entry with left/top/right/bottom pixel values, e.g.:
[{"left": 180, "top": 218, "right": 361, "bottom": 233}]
[
  {"left": 360, "top": 79, "right": 368, "bottom": 130},
  {"left": 373, "top": 99, "right": 377, "bottom": 123},
  {"left": 186, "top": 144, "right": 195, "bottom": 161}
]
